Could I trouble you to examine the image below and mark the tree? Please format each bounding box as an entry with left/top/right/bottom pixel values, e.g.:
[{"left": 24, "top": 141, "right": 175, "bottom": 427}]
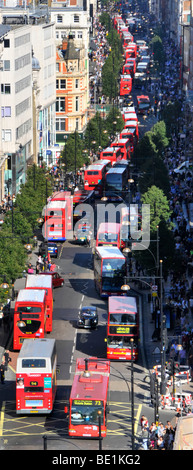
[
  {"left": 138, "top": 154, "right": 170, "bottom": 197},
  {"left": 151, "top": 120, "right": 169, "bottom": 154},
  {"left": 105, "top": 107, "right": 124, "bottom": 135},
  {"left": 61, "top": 132, "right": 84, "bottom": 172},
  {"left": 150, "top": 35, "right": 165, "bottom": 70},
  {"left": 162, "top": 100, "right": 182, "bottom": 137},
  {"left": 133, "top": 131, "right": 157, "bottom": 168},
  {"left": 141, "top": 185, "right": 172, "bottom": 233}
]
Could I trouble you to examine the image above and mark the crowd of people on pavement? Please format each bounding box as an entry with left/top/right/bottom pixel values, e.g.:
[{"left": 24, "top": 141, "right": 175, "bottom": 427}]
[
  {"left": 89, "top": 17, "right": 111, "bottom": 108},
  {"left": 140, "top": 414, "right": 177, "bottom": 450},
  {"left": 0, "top": 195, "right": 16, "bottom": 215},
  {"left": 27, "top": 254, "right": 56, "bottom": 276},
  {"left": 153, "top": 35, "right": 193, "bottom": 375}
]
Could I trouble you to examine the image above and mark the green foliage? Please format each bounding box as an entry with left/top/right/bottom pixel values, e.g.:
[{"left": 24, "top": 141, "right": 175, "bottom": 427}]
[
  {"left": 151, "top": 120, "right": 169, "bottom": 153},
  {"left": 105, "top": 107, "right": 125, "bottom": 135},
  {"left": 99, "top": 13, "right": 123, "bottom": 100},
  {"left": 150, "top": 35, "right": 165, "bottom": 69},
  {"left": 83, "top": 112, "right": 109, "bottom": 152},
  {"left": 133, "top": 120, "right": 170, "bottom": 196},
  {"left": 138, "top": 155, "right": 170, "bottom": 197},
  {"left": 0, "top": 165, "right": 53, "bottom": 299},
  {"left": 133, "top": 131, "right": 157, "bottom": 167},
  {"left": 161, "top": 100, "right": 182, "bottom": 137},
  {"left": 61, "top": 132, "right": 85, "bottom": 171},
  {"left": 141, "top": 185, "right": 172, "bottom": 233}
]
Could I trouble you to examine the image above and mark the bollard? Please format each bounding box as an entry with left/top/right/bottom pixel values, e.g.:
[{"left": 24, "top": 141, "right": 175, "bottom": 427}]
[{"left": 43, "top": 435, "right": 47, "bottom": 450}]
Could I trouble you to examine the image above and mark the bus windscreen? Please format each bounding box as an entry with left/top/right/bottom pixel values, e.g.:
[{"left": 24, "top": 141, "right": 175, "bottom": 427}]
[
  {"left": 109, "top": 313, "right": 137, "bottom": 324},
  {"left": 98, "top": 233, "right": 118, "bottom": 242},
  {"left": 71, "top": 401, "right": 104, "bottom": 425}
]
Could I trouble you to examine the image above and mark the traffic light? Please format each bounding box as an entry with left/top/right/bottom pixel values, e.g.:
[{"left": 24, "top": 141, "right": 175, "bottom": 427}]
[{"left": 166, "top": 360, "right": 179, "bottom": 375}]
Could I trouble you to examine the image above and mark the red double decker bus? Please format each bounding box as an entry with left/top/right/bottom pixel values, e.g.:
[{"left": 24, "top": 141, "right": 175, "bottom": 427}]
[
  {"left": 120, "top": 74, "right": 132, "bottom": 96},
  {"left": 100, "top": 146, "right": 122, "bottom": 164},
  {"left": 106, "top": 296, "right": 139, "bottom": 361},
  {"left": 96, "top": 222, "right": 122, "bottom": 249},
  {"left": 44, "top": 191, "right": 73, "bottom": 241},
  {"left": 125, "top": 57, "right": 136, "bottom": 74},
  {"left": 125, "top": 43, "right": 137, "bottom": 59},
  {"left": 66, "top": 357, "right": 110, "bottom": 438},
  {"left": 25, "top": 274, "right": 53, "bottom": 333},
  {"left": 94, "top": 246, "right": 127, "bottom": 298},
  {"left": 13, "top": 289, "right": 47, "bottom": 351},
  {"left": 16, "top": 338, "right": 57, "bottom": 414},
  {"left": 124, "top": 119, "right": 139, "bottom": 141},
  {"left": 84, "top": 160, "right": 111, "bottom": 196},
  {"left": 110, "top": 138, "right": 130, "bottom": 160},
  {"left": 122, "top": 32, "right": 134, "bottom": 47}
]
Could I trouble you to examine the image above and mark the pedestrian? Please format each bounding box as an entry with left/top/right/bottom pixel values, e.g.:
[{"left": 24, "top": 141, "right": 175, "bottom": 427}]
[
  {"left": 141, "top": 423, "right": 149, "bottom": 450},
  {"left": 157, "top": 435, "right": 165, "bottom": 450},
  {"left": 140, "top": 415, "right": 148, "bottom": 429},
  {"left": 27, "top": 263, "right": 34, "bottom": 274},
  {"left": 36, "top": 262, "right": 41, "bottom": 274}
]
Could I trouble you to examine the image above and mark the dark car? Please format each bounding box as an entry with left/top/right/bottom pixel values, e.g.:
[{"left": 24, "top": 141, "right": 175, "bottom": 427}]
[
  {"left": 39, "top": 272, "right": 64, "bottom": 288},
  {"left": 39, "top": 242, "right": 58, "bottom": 258},
  {"left": 77, "top": 306, "right": 98, "bottom": 329}
]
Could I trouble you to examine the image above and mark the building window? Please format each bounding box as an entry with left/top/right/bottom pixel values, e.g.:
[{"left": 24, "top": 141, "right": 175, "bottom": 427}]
[
  {"left": 75, "top": 96, "right": 79, "bottom": 112},
  {"left": 76, "top": 118, "right": 79, "bottom": 130},
  {"left": 74, "top": 15, "right": 79, "bottom": 23},
  {"left": 60, "top": 79, "right": 66, "bottom": 89},
  {"left": 2, "top": 129, "right": 12, "bottom": 141},
  {"left": 4, "top": 39, "right": 10, "bottom": 48},
  {"left": 56, "top": 79, "right": 59, "bottom": 89},
  {"left": 57, "top": 15, "right": 63, "bottom": 23},
  {"left": 1, "top": 106, "right": 11, "bottom": 117},
  {"left": 56, "top": 118, "right": 66, "bottom": 131},
  {"left": 1, "top": 84, "right": 11, "bottom": 94},
  {"left": 4, "top": 60, "right": 10, "bottom": 71},
  {"left": 75, "top": 79, "right": 79, "bottom": 89},
  {"left": 56, "top": 63, "right": 60, "bottom": 72},
  {"left": 77, "top": 31, "right": 83, "bottom": 39},
  {"left": 56, "top": 97, "right": 65, "bottom": 112}
]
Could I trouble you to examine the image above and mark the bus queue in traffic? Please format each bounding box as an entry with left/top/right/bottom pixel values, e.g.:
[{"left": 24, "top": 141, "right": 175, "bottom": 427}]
[{"left": 12, "top": 6, "right": 153, "bottom": 439}]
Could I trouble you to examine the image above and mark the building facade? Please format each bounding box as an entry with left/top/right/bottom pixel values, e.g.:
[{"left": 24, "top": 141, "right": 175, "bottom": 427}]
[
  {"left": 0, "top": 24, "right": 33, "bottom": 196},
  {"left": 55, "top": 33, "right": 87, "bottom": 144},
  {"left": 31, "top": 22, "right": 56, "bottom": 167}
]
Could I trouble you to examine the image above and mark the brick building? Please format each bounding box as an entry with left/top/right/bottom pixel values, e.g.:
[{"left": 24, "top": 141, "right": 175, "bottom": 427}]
[{"left": 55, "top": 32, "right": 87, "bottom": 144}]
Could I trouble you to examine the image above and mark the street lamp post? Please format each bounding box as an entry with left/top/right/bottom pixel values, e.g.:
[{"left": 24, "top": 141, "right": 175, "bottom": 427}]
[
  {"left": 64, "top": 135, "right": 68, "bottom": 189},
  {"left": 74, "top": 131, "right": 77, "bottom": 188},
  {"left": 130, "top": 338, "right": 135, "bottom": 450},
  {"left": 128, "top": 178, "right": 134, "bottom": 205},
  {"left": 160, "top": 259, "right": 166, "bottom": 395},
  {"left": 98, "top": 411, "right": 102, "bottom": 450}
]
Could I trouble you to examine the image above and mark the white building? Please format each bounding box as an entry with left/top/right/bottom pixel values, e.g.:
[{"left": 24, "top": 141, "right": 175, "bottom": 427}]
[
  {"left": 31, "top": 22, "right": 56, "bottom": 166},
  {"left": 0, "top": 24, "right": 33, "bottom": 195}
]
